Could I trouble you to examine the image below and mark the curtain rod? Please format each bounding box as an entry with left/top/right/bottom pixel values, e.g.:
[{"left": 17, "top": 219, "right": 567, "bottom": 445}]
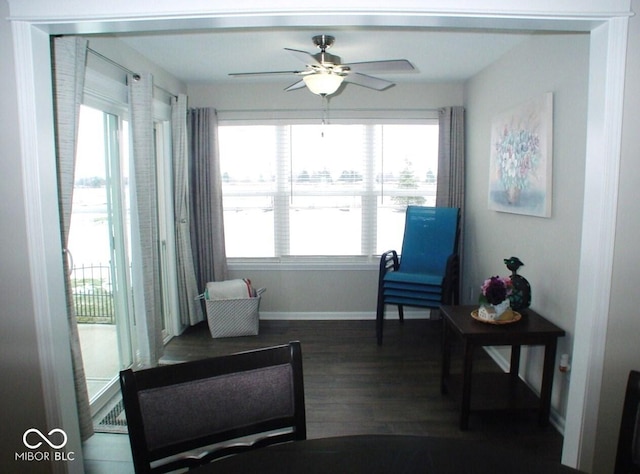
[
  {"left": 215, "top": 108, "right": 441, "bottom": 113},
  {"left": 87, "top": 47, "right": 178, "bottom": 99}
]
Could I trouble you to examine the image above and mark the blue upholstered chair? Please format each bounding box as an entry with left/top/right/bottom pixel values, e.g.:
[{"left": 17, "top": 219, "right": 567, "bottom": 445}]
[
  {"left": 615, "top": 370, "right": 640, "bottom": 474},
  {"left": 119, "top": 342, "right": 306, "bottom": 473},
  {"left": 376, "top": 206, "right": 460, "bottom": 345}
]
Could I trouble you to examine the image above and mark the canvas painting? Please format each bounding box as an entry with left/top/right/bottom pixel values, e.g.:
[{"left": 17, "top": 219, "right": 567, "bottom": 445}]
[{"left": 488, "top": 92, "right": 553, "bottom": 217}]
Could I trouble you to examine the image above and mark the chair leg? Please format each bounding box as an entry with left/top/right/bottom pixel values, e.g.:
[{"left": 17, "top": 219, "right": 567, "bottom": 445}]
[
  {"left": 376, "top": 301, "right": 384, "bottom": 345},
  {"left": 376, "top": 310, "right": 384, "bottom": 346}
]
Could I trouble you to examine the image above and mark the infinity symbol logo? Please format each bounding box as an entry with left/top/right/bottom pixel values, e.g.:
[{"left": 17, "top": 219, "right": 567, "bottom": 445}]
[{"left": 23, "top": 428, "right": 68, "bottom": 450}]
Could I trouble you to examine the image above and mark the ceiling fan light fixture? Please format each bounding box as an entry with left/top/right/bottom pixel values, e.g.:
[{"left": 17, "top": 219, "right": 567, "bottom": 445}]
[{"left": 303, "top": 73, "right": 344, "bottom": 96}]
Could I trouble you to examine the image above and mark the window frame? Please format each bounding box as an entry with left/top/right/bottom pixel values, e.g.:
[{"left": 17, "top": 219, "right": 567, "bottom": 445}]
[{"left": 218, "top": 113, "right": 439, "bottom": 264}]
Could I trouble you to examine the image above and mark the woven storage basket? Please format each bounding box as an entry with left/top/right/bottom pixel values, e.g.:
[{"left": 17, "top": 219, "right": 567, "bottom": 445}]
[{"left": 203, "top": 288, "right": 265, "bottom": 338}]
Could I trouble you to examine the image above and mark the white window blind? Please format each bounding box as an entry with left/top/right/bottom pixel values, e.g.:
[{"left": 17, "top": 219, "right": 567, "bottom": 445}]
[{"left": 219, "top": 122, "right": 438, "bottom": 259}]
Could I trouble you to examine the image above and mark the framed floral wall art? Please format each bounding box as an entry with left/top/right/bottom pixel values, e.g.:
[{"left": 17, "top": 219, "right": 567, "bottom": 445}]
[{"left": 488, "top": 92, "right": 553, "bottom": 217}]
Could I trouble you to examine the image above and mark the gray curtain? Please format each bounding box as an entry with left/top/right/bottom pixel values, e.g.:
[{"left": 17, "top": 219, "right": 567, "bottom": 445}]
[
  {"left": 172, "top": 95, "right": 204, "bottom": 326},
  {"left": 436, "top": 106, "right": 465, "bottom": 209},
  {"left": 188, "top": 108, "right": 228, "bottom": 291},
  {"left": 128, "top": 73, "right": 164, "bottom": 366},
  {"left": 436, "top": 106, "right": 465, "bottom": 296},
  {"left": 51, "top": 36, "right": 94, "bottom": 441}
]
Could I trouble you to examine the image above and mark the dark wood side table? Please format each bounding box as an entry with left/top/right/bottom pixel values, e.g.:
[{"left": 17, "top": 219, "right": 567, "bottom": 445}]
[{"left": 440, "top": 304, "right": 565, "bottom": 430}]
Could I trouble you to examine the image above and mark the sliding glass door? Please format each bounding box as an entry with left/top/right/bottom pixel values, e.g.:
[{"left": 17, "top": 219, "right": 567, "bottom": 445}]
[{"left": 69, "top": 104, "right": 134, "bottom": 413}]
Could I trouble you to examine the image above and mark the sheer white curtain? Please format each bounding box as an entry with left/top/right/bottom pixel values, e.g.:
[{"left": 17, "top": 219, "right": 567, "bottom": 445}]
[
  {"left": 128, "top": 73, "right": 164, "bottom": 366},
  {"left": 188, "top": 108, "right": 228, "bottom": 291},
  {"left": 172, "top": 94, "right": 204, "bottom": 326},
  {"left": 52, "top": 35, "right": 94, "bottom": 441}
]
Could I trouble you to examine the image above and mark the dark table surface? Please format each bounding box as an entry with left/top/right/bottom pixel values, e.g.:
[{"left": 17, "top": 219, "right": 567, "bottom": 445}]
[
  {"left": 192, "top": 434, "right": 583, "bottom": 473},
  {"left": 439, "top": 305, "right": 566, "bottom": 342}
]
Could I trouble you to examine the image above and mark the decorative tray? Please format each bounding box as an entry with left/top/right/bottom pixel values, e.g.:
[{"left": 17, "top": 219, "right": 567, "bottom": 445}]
[{"left": 470, "top": 309, "right": 522, "bottom": 325}]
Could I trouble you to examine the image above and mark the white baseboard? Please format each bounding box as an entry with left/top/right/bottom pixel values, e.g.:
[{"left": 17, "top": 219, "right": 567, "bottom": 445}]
[
  {"left": 259, "top": 309, "right": 433, "bottom": 321},
  {"left": 483, "top": 346, "right": 565, "bottom": 435}
]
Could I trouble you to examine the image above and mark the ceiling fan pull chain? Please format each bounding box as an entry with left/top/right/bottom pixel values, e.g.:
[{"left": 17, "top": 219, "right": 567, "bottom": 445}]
[
  {"left": 321, "top": 95, "right": 329, "bottom": 137},
  {"left": 320, "top": 95, "right": 335, "bottom": 136}
]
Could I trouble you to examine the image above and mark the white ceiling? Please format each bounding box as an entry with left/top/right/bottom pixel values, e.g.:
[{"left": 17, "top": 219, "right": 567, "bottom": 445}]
[{"left": 116, "top": 27, "right": 533, "bottom": 87}]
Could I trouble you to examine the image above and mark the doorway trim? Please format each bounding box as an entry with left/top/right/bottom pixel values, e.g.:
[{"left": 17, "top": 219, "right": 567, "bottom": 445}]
[{"left": 9, "top": 3, "right": 630, "bottom": 471}]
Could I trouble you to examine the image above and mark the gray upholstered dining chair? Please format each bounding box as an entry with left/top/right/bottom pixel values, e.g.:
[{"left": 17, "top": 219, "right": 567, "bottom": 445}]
[
  {"left": 615, "top": 370, "right": 640, "bottom": 474},
  {"left": 119, "top": 341, "right": 306, "bottom": 473}
]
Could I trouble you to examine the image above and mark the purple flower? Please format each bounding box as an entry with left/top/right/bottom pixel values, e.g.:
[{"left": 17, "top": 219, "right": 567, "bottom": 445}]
[{"left": 480, "top": 276, "right": 513, "bottom": 305}]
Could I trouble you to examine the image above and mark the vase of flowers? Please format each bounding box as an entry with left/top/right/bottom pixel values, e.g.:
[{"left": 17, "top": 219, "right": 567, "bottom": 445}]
[{"left": 478, "top": 276, "right": 513, "bottom": 321}]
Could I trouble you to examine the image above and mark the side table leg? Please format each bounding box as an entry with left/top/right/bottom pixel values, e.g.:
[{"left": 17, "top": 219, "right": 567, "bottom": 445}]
[
  {"left": 509, "top": 345, "right": 521, "bottom": 395},
  {"left": 460, "top": 340, "right": 474, "bottom": 430},
  {"left": 539, "top": 340, "right": 558, "bottom": 426}
]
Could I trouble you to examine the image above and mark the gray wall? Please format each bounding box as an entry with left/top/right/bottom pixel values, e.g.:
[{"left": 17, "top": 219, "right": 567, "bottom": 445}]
[
  {"left": 0, "top": 1, "right": 50, "bottom": 472},
  {"left": 594, "top": 2, "right": 640, "bottom": 472},
  {"left": 188, "top": 81, "right": 464, "bottom": 112},
  {"left": 463, "top": 32, "right": 590, "bottom": 426}
]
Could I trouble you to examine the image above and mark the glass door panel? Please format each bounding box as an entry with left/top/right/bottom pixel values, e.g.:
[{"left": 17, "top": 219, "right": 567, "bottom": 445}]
[{"left": 70, "top": 105, "right": 133, "bottom": 413}]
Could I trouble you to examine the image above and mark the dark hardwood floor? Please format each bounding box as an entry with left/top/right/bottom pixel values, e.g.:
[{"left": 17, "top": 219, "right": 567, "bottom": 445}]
[{"left": 83, "top": 318, "right": 565, "bottom": 473}]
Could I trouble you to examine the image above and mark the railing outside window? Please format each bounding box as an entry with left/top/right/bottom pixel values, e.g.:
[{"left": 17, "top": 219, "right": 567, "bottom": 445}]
[{"left": 71, "top": 264, "right": 115, "bottom": 324}]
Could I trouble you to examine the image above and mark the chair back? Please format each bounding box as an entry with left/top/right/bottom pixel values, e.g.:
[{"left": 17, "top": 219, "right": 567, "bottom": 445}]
[
  {"left": 120, "top": 341, "right": 306, "bottom": 473},
  {"left": 399, "top": 206, "right": 460, "bottom": 275},
  {"left": 615, "top": 370, "right": 640, "bottom": 474}
]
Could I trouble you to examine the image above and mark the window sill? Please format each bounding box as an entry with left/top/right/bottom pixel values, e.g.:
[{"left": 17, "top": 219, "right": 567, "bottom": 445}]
[{"left": 227, "top": 256, "right": 380, "bottom": 271}]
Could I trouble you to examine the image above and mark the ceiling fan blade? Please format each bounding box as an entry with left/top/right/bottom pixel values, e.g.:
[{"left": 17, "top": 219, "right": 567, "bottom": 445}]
[
  {"left": 344, "top": 72, "right": 394, "bottom": 91},
  {"left": 285, "top": 48, "right": 321, "bottom": 66},
  {"left": 284, "top": 80, "right": 307, "bottom": 92},
  {"left": 229, "top": 70, "right": 304, "bottom": 77},
  {"left": 344, "top": 59, "right": 416, "bottom": 74}
]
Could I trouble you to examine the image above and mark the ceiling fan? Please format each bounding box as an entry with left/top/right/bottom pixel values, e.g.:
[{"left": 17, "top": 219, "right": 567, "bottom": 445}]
[{"left": 229, "top": 35, "right": 416, "bottom": 97}]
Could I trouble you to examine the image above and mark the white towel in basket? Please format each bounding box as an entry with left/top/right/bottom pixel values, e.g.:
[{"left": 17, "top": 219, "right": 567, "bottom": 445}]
[{"left": 205, "top": 279, "right": 254, "bottom": 300}]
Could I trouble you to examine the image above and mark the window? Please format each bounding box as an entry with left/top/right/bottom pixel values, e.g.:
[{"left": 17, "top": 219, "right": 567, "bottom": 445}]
[{"left": 219, "top": 123, "right": 438, "bottom": 259}]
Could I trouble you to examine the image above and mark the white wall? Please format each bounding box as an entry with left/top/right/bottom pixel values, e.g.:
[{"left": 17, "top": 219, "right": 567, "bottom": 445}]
[
  {"left": 0, "top": 1, "right": 50, "bottom": 472},
  {"left": 464, "top": 33, "right": 590, "bottom": 427},
  {"left": 87, "top": 37, "right": 187, "bottom": 96}
]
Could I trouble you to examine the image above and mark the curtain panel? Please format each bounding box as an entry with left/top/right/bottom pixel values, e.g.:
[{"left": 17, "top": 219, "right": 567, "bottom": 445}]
[
  {"left": 172, "top": 95, "right": 204, "bottom": 326},
  {"left": 188, "top": 108, "right": 228, "bottom": 292},
  {"left": 52, "top": 35, "right": 94, "bottom": 441},
  {"left": 436, "top": 106, "right": 465, "bottom": 210},
  {"left": 436, "top": 106, "right": 465, "bottom": 294},
  {"left": 128, "top": 73, "right": 164, "bottom": 366}
]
